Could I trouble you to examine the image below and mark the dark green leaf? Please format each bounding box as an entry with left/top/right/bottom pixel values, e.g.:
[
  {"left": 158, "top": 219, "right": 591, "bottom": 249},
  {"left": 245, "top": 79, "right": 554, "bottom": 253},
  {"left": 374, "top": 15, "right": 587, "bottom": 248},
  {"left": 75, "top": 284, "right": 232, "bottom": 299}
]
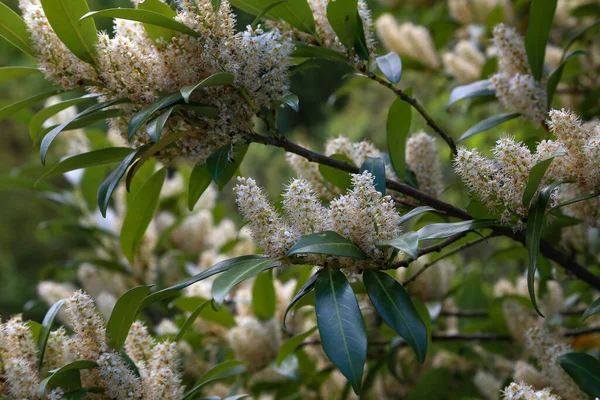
[
  {"left": 564, "top": 20, "right": 600, "bottom": 54},
  {"left": 0, "top": 66, "right": 41, "bottom": 83},
  {"left": 283, "top": 273, "right": 317, "bottom": 331},
  {"left": 38, "top": 299, "right": 66, "bottom": 369},
  {"left": 446, "top": 79, "right": 493, "bottom": 109},
  {"left": 378, "top": 231, "right": 419, "bottom": 259},
  {"left": 39, "top": 360, "right": 97, "bottom": 395},
  {"left": 175, "top": 299, "right": 211, "bottom": 341},
  {"left": 251, "top": 1, "right": 286, "bottom": 28},
  {"left": 128, "top": 93, "right": 182, "bottom": 139},
  {"left": 171, "top": 296, "right": 235, "bottom": 327},
  {"left": 0, "top": 89, "right": 64, "bottom": 122},
  {"left": 180, "top": 72, "right": 235, "bottom": 103},
  {"left": 137, "top": 0, "right": 179, "bottom": 42},
  {"left": 387, "top": 95, "right": 412, "bottom": 182},
  {"left": 291, "top": 43, "right": 347, "bottom": 62},
  {"left": 41, "top": 0, "right": 98, "bottom": 64},
  {"left": 229, "top": 0, "right": 315, "bottom": 34},
  {"left": 417, "top": 220, "right": 495, "bottom": 240},
  {"left": 252, "top": 270, "right": 276, "bottom": 320},
  {"left": 315, "top": 268, "right": 366, "bottom": 394},
  {"left": 353, "top": 12, "right": 369, "bottom": 60},
  {"left": 547, "top": 50, "right": 586, "bottom": 107},
  {"left": 376, "top": 52, "right": 402, "bottom": 84},
  {"left": 212, "top": 258, "right": 280, "bottom": 305},
  {"left": 120, "top": 168, "right": 166, "bottom": 263},
  {"left": 359, "top": 157, "right": 386, "bottom": 195},
  {"left": 217, "top": 143, "right": 248, "bottom": 190},
  {"left": 525, "top": 0, "right": 558, "bottom": 81},
  {"left": 145, "top": 106, "right": 175, "bottom": 143},
  {"left": 397, "top": 206, "right": 436, "bottom": 225},
  {"left": 30, "top": 94, "right": 99, "bottom": 140},
  {"left": 522, "top": 147, "right": 566, "bottom": 209},
  {"left": 287, "top": 231, "right": 368, "bottom": 259},
  {"left": 277, "top": 326, "right": 317, "bottom": 366},
  {"left": 559, "top": 352, "right": 600, "bottom": 397},
  {"left": 188, "top": 163, "right": 213, "bottom": 211},
  {"left": 319, "top": 153, "right": 354, "bottom": 190},
  {"left": 106, "top": 285, "right": 153, "bottom": 350},
  {"left": 206, "top": 143, "right": 232, "bottom": 184},
  {"left": 363, "top": 269, "right": 427, "bottom": 362},
  {"left": 183, "top": 361, "right": 246, "bottom": 400},
  {"left": 326, "top": 0, "right": 358, "bottom": 50},
  {"left": 278, "top": 94, "right": 299, "bottom": 112},
  {"left": 582, "top": 297, "right": 600, "bottom": 324},
  {"left": 0, "top": 2, "right": 36, "bottom": 57},
  {"left": 458, "top": 113, "right": 520, "bottom": 142},
  {"left": 37, "top": 109, "right": 124, "bottom": 143}
]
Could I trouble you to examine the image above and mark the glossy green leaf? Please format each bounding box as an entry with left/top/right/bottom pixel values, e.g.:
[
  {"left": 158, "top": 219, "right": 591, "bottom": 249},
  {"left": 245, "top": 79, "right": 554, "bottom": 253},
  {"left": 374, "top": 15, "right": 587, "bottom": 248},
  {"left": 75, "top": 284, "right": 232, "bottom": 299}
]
[
  {"left": 446, "top": 79, "right": 493, "bottom": 109},
  {"left": 128, "top": 92, "right": 182, "bottom": 139},
  {"left": 38, "top": 299, "right": 66, "bottom": 369},
  {"left": 522, "top": 147, "right": 566, "bottom": 209},
  {"left": 171, "top": 296, "right": 235, "bottom": 327},
  {"left": 97, "top": 145, "right": 150, "bottom": 217},
  {"left": 319, "top": 153, "right": 354, "bottom": 190},
  {"left": 252, "top": 270, "right": 276, "bottom": 320},
  {"left": 217, "top": 144, "right": 248, "bottom": 190},
  {"left": 40, "top": 0, "right": 98, "bottom": 64},
  {"left": 582, "top": 296, "right": 600, "bottom": 323},
  {"left": 526, "top": 183, "right": 559, "bottom": 317},
  {"left": 183, "top": 360, "right": 246, "bottom": 399},
  {"left": 525, "top": 0, "right": 558, "bottom": 81},
  {"left": 359, "top": 157, "right": 386, "bottom": 195},
  {"left": 37, "top": 109, "right": 124, "bottom": 143},
  {"left": 278, "top": 94, "right": 299, "bottom": 111},
  {"left": 188, "top": 163, "right": 213, "bottom": 211},
  {"left": 142, "top": 255, "right": 269, "bottom": 307},
  {"left": 29, "top": 94, "right": 99, "bottom": 140},
  {"left": 229, "top": 0, "right": 315, "bottom": 34},
  {"left": 291, "top": 43, "right": 347, "bottom": 62},
  {"left": 559, "top": 352, "right": 600, "bottom": 397},
  {"left": 378, "top": 231, "right": 419, "bottom": 259},
  {"left": 397, "top": 206, "right": 436, "bottom": 225},
  {"left": 106, "top": 285, "right": 153, "bottom": 350},
  {"left": 287, "top": 231, "right": 368, "bottom": 259},
  {"left": 41, "top": 97, "right": 128, "bottom": 164},
  {"left": 458, "top": 113, "right": 520, "bottom": 142},
  {"left": 180, "top": 72, "right": 235, "bottom": 103},
  {"left": 363, "top": 269, "right": 427, "bottom": 362},
  {"left": 283, "top": 273, "right": 317, "bottom": 331},
  {"left": 175, "top": 299, "right": 211, "bottom": 341},
  {"left": 417, "top": 220, "right": 495, "bottom": 240},
  {"left": 121, "top": 168, "right": 166, "bottom": 263},
  {"left": 206, "top": 143, "right": 232, "bottom": 185},
  {"left": 0, "top": 3, "right": 36, "bottom": 57},
  {"left": 326, "top": 0, "right": 358, "bottom": 50},
  {"left": 145, "top": 106, "right": 175, "bottom": 143},
  {"left": 0, "top": 66, "right": 41, "bottom": 83},
  {"left": 0, "top": 89, "right": 64, "bottom": 122},
  {"left": 277, "top": 326, "right": 317, "bottom": 366},
  {"left": 251, "top": 0, "right": 286, "bottom": 28},
  {"left": 387, "top": 95, "right": 412, "bottom": 182},
  {"left": 137, "top": 0, "right": 178, "bottom": 42},
  {"left": 212, "top": 258, "right": 280, "bottom": 305},
  {"left": 376, "top": 52, "right": 402, "bottom": 84},
  {"left": 352, "top": 12, "right": 369, "bottom": 60},
  {"left": 315, "top": 267, "right": 366, "bottom": 394},
  {"left": 547, "top": 50, "right": 586, "bottom": 107},
  {"left": 39, "top": 360, "right": 97, "bottom": 395}
]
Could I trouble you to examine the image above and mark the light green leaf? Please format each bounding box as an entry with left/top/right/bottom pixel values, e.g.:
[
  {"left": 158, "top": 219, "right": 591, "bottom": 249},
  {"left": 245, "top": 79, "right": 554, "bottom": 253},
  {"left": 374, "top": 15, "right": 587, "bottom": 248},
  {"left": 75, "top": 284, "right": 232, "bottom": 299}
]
[
  {"left": 30, "top": 94, "right": 99, "bottom": 141},
  {"left": 376, "top": 52, "right": 402, "bottom": 84},
  {"left": 212, "top": 258, "right": 280, "bottom": 305},
  {"left": 547, "top": 50, "right": 586, "bottom": 107},
  {"left": 128, "top": 92, "right": 182, "bottom": 139},
  {"left": 387, "top": 94, "right": 412, "bottom": 182},
  {"left": 37, "top": 108, "right": 124, "bottom": 142},
  {"left": 326, "top": 0, "right": 358, "bottom": 50},
  {"left": 525, "top": 0, "right": 558, "bottom": 81},
  {"left": 252, "top": 270, "right": 276, "bottom": 320},
  {"left": 188, "top": 163, "right": 213, "bottom": 211},
  {"left": 183, "top": 361, "right": 246, "bottom": 400},
  {"left": 175, "top": 299, "right": 211, "bottom": 341},
  {"left": 379, "top": 231, "right": 419, "bottom": 259},
  {"left": 319, "top": 153, "right": 354, "bottom": 190},
  {"left": 106, "top": 285, "right": 153, "bottom": 350},
  {"left": 38, "top": 299, "right": 66, "bottom": 369},
  {"left": 315, "top": 267, "right": 366, "bottom": 394},
  {"left": 522, "top": 147, "right": 566, "bottom": 209},
  {"left": 582, "top": 296, "right": 600, "bottom": 324},
  {"left": 0, "top": 89, "right": 64, "bottom": 122},
  {"left": 40, "top": 0, "right": 98, "bottom": 64},
  {"left": 0, "top": 66, "right": 41, "bottom": 83},
  {"left": 39, "top": 360, "right": 97, "bottom": 395},
  {"left": 458, "top": 113, "right": 520, "bottom": 142},
  {"left": 446, "top": 79, "right": 494, "bottom": 109},
  {"left": 359, "top": 156, "right": 386, "bottom": 195},
  {"left": 277, "top": 326, "right": 317, "bottom": 366},
  {"left": 559, "top": 352, "right": 600, "bottom": 397},
  {"left": 417, "top": 220, "right": 495, "bottom": 240},
  {"left": 180, "top": 72, "right": 235, "bottom": 103},
  {"left": 283, "top": 273, "right": 317, "bottom": 331},
  {"left": 287, "top": 231, "right": 368, "bottom": 259},
  {"left": 0, "top": 3, "right": 36, "bottom": 57},
  {"left": 363, "top": 269, "right": 427, "bottom": 362},
  {"left": 397, "top": 206, "right": 436, "bottom": 226},
  {"left": 229, "top": 0, "right": 315, "bottom": 34},
  {"left": 137, "top": 0, "right": 179, "bottom": 42}
]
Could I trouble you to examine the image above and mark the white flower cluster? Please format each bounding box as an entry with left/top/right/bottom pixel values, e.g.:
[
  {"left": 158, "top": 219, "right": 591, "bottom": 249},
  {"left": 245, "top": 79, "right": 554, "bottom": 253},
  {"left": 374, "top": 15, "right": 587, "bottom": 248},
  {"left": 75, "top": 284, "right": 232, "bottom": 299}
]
[
  {"left": 406, "top": 132, "right": 445, "bottom": 197},
  {"left": 375, "top": 15, "right": 439, "bottom": 69},
  {"left": 234, "top": 172, "right": 401, "bottom": 266},
  {"left": 474, "top": 370, "right": 503, "bottom": 400},
  {"left": 442, "top": 40, "right": 486, "bottom": 84},
  {"left": 502, "top": 382, "right": 561, "bottom": 400},
  {"left": 489, "top": 24, "right": 547, "bottom": 125},
  {"left": 455, "top": 109, "right": 600, "bottom": 221},
  {"left": 448, "top": 0, "right": 504, "bottom": 25}
]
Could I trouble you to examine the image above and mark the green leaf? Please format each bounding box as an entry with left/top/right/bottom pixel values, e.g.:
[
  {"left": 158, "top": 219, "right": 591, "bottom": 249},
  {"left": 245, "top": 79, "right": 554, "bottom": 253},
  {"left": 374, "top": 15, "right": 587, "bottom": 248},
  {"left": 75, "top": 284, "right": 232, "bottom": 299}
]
[
  {"left": 188, "top": 163, "right": 213, "bottom": 211},
  {"left": 378, "top": 231, "right": 419, "bottom": 259},
  {"left": 387, "top": 95, "right": 412, "bottom": 182},
  {"left": 97, "top": 145, "right": 150, "bottom": 217},
  {"left": 40, "top": 0, "right": 98, "bottom": 64},
  {"left": 171, "top": 296, "right": 235, "bottom": 327},
  {"left": 283, "top": 273, "right": 317, "bottom": 331},
  {"left": 353, "top": 12, "right": 369, "bottom": 60},
  {"left": 359, "top": 157, "right": 386, "bottom": 195},
  {"left": 206, "top": 143, "right": 232, "bottom": 185},
  {"left": 250, "top": 271, "right": 275, "bottom": 321},
  {"left": 326, "top": 0, "right": 358, "bottom": 50},
  {"left": 417, "top": 220, "right": 495, "bottom": 240},
  {"left": 559, "top": 352, "right": 600, "bottom": 397},
  {"left": 229, "top": 0, "right": 315, "bottom": 35},
  {"left": 0, "top": 66, "right": 41, "bottom": 83},
  {"left": 217, "top": 144, "right": 248, "bottom": 190},
  {"left": 446, "top": 79, "right": 494, "bottom": 109},
  {"left": 251, "top": 0, "right": 286, "bottom": 28},
  {"left": 145, "top": 106, "right": 175, "bottom": 143},
  {"left": 522, "top": 147, "right": 566, "bottom": 209},
  {"left": 39, "top": 360, "right": 97, "bottom": 395},
  {"left": 0, "top": 3, "right": 36, "bottom": 57},
  {"left": 397, "top": 206, "right": 436, "bottom": 225},
  {"left": 137, "top": 0, "right": 178, "bottom": 42},
  {"left": 183, "top": 360, "right": 246, "bottom": 400},
  {"left": 212, "top": 258, "right": 280, "bottom": 305},
  {"left": 120, "top": 168, "right": 166, "bottom": 263},
  {"left": 41, "top": 97, "right": 128, "bottom": 164},
  {"left": 29, "top": 94, "right": 99, "bottom": 140},
  {"left": 180, "top": 72, "right": 235, "bottom": 102},
  {"left": 319, "top": 153, "right": 354, "bottom": 190},
  {"left": 277, "top": 94, "right": 300, "bottom": 112},
  {"left": 81, "top": 9, "right": 198, "bottom": 38},
  {"left": 458, "top": 113, "right": 520, "bottom": 142},
  {"left": 363, "top": 269, "right": 427, "bottom": 362},
  {"left": 376, "top": 52, "right": 402, "bottom": 85},
  {"left": 175, "top": 299, "right": 211, "bottom": 341},
  {"left": 526, "top": 183, "right": 559, "bottom": 317},
  {"left": 582, "top": 297, "right": 600, "bottom": 323},
  {"left": 128, "top": 92, "right": 182, "bottom": 139},
  {"left": 38, "top": 299, "right": 66, "bottom": 369},
  {"left": 142, "top": 255, "right": 269, "bottom": 307},
  {"left": 37, "top": 109, "right": 124, "bottom": 143},
  {"left": 277, "top": 326, "right": 317, "bottom": 366},
  {"left": 315, "top": 268, "right": 366, "bottom": 394},
  {"left": 291, "top": 43, "right": 347, "bottom": 62},
  {"left": 547, "top": 50, "right": 586, "bottom": 107},
  {"left": 525, "top": 0, "right": 558, "bottom": 81},
  {"left": 106, "top": 285, "right": 153, "bottom": 350},
  {"left": 0, "top": 89, "right": 64, "bottom": 122},
  {"left": 287, "top": 231, "right": 368, "bottom": 259}
]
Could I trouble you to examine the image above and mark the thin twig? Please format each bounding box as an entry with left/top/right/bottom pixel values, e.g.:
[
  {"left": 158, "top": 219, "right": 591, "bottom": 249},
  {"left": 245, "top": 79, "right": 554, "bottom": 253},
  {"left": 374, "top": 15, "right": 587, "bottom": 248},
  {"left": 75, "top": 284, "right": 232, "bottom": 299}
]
[{"left": 440, "top": 308, "right": 588, "bottom": 318}]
